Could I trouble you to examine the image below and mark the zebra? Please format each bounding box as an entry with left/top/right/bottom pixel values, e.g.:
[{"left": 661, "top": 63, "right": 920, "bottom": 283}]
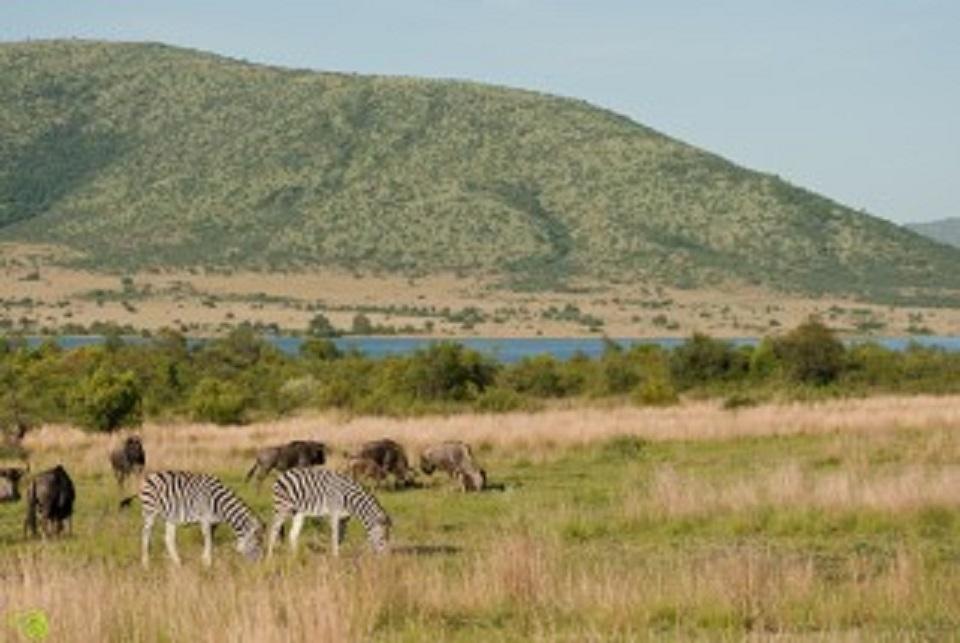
[
  {"left": 268, "top": 468, "right": 391, "bottom": 557},
  {"left": 121, "top": 470, "right": 264, "bottom": 567}
]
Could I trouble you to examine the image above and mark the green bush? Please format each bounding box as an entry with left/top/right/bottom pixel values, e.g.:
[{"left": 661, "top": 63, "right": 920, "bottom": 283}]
[
  {"left": 774, "top": 318, "right": 845, "bottom": 385},
  {"left": 188, "top": 378, "right": 250, "bottom": 425},
  {"left": 670, "top": 333, "right": 742, "bottom": 388},
  {"left": 632, "top": 376, "right": 678, "bottom": 406},
  {"left": 500, "top": 355, "right": 571, "bottom": 398},
  {"left": 71, "top": 368, "right": 143, "bottom": 432},
  {"left": 389, "top": 343, "right": 497, "bottom": 402}
]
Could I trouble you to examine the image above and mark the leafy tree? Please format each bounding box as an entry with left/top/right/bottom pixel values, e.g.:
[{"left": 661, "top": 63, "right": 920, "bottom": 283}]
[
  {"left": 189, "top": 378, "right": 250, "bottom": 425},
  {"left": 352, "top": 313, "right": 374, "bottom": 335},
  {"left": 71, "top": 368, "right": 143, "bottom": 432},
  {"left": 307, "top": 314, "right": 339, "bottom": 338},
  {"left": 774, "top": 318, "right": 845, "bottom": 385}
]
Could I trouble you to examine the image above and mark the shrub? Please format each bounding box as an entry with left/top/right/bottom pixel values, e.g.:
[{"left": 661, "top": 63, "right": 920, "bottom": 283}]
[
  {"left": 391, "top": 343, "right": 497, "bottom": 402},
  {"left": 774, "top": 318, "right": 845, "bottom": 385},
  {"left": 670, "top": 333, "right": 740, "bottom": 388},
  {"left": 71, "top": 368, "right": 143, "bottom": 432},
  {"left": 307, "top": 313, "right": 338, "bottom": 338},
  {"left": 299, "top": 338, "right": 341, "bottom": 361},
  {"left": 189, "top": 378, "right": 250, "bottom": 425},
  {"left": 632, "top": 376, "right": 678, "bottom": 406},
  {"left": 500, "top": 355, "right": 570, "bottom": 398}
]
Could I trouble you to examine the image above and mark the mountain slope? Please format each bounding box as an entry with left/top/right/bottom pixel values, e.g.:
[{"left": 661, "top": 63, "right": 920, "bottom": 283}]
[
  {"left": 1, "top": 39, "right": 959, "bottom": 301},
  {"left": 908, "top": 218, "right": 960, "bottom": 249}
]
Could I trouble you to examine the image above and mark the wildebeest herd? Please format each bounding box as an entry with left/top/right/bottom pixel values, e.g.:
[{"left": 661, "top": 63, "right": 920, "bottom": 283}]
[{"left": 0, "top": 432, "right": 488, "bottom": 567}]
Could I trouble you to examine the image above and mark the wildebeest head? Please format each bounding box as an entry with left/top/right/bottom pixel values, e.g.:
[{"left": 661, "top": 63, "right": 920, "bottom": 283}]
[{"left": 0, "top": 467, "right": 26, "bottom": 502}]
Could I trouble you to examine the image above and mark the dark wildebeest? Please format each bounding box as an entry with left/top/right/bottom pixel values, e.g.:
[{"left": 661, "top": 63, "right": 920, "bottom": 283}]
[
  {"left": 356, "top": 439, "right": 415, "bottom": 488},
  {"left": 419, "top": 441, "right": 486, "bottom": 492},
  {"left": 245, "top": 440, "right": 326, "bottom": 487},
  {"left": 0, "top": 466, "right": 27, "bottom": 503},
  {"left": 342, "top": 455, "right": 388, "bottom": 488},
  {"left": 24, "top": 465, "right": 76, "bottom": 538},
  {"left": 109, "top": 435, "right": 146, "bottom": 487}
]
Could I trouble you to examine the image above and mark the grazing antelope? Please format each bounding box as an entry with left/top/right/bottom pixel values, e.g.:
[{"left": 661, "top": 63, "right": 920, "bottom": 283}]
[
  {"left": 245, "top": 440, "right": 326, "bottom": 488},
  {"left": 109, "top": 435, "right": 146, "bottom": 487},
  {"left": 419, "top": 440, "right": 486, "bottom": 492},
  {"left": 354, "top": 439, "right": 415, "bottom": 488},
  {"left": 24, "top": 465, "right": 75, "bottom": 538}
]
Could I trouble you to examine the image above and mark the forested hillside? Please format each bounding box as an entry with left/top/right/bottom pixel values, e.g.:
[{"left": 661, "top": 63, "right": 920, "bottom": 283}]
[{"left": 2, "top": 40, "right": 959, "bottom": 302}]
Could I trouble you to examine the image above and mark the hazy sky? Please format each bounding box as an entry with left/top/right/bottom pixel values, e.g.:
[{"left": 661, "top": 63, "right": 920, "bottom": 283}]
[{"left": 2, "top": 1, "right": 957, "bottom": 224}]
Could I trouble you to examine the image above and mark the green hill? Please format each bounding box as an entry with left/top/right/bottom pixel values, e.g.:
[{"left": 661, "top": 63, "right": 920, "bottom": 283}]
[
  {"left": 2, "top": 39, "right": 959, "bottom": 302},
  {"left": 907, "top": 218, "right": 960, "bottom": 249}
]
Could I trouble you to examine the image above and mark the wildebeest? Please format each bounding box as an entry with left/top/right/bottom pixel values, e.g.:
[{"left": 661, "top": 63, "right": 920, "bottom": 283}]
[
  {"left": 0, "top": 466, "right": 27, "bottom": 502},
  {"left": 24, "top": 465, "right": 76, "bottom": 538},
  {"left": 419, "top": 441, "right": 486, "bottom": 492},
  {"left": 342, "top": 455, "right": 388, "bottom": 488},
  {"left": 109, "top": 435, "right": 146, "bottom": 487},
  {"left": 245, "top": 440, "right": 327, "bottom": 487},
  {"left": 355, "top": 439, "right": 415, "bottom": 488}
]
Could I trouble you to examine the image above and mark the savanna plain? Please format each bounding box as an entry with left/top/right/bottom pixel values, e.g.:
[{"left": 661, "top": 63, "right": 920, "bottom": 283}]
[{"left": 2, "top": 396, "right": 960, "bottom": 641}]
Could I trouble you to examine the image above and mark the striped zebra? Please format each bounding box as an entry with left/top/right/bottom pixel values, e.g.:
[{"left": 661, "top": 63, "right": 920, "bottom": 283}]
[
  {"left": 122, "top": 470, "right": 264, "bottom": 567},
  {"left": 268, "top": 468, "right": 391, "bottom": 557}
]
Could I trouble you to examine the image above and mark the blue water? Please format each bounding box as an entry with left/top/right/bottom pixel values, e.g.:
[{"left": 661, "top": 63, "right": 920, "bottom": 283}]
[{"left": 22, "top": 335, "right": 960, "bottom": 363}]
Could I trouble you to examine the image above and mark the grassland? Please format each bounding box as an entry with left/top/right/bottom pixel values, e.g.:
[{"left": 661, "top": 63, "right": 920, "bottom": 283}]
[
  {"left": 3, "top": 244, "right": 960, "bottom": 337},
  {"left": 2, "top": 396, "right": 960, "bottom": 640},
  {"left": 3, "top": 40, "right": 960, "bottom": 303}
]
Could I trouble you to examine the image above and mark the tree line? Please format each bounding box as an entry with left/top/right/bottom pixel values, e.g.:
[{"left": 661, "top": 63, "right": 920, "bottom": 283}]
[{"left": 1, "top": 319, "right": 958, "bottom": 437}]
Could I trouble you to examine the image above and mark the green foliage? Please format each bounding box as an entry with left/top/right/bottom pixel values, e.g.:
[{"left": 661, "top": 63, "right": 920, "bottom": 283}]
[
  {"left": 307, "top": 314, "right": 339, "bottom": 338},
  {"left": 188, "top": 378, "right": 250, "bottom": 425},
  {"left": 70, "top": 367, "right": 143, "bottom": 432},
  {"left": 299, "top": 337, "right": 341, "bottom": 361},
  {"left": 670, "top": 334, "right": 746, "bottom": 389},
  {"left": 2, "top": 41, "right": 960, "bottom": 300},
  {"left": 384, "top": 343, "right": 498, "bottom": 403},
  {"left": 1, "top": 319, "right": 960, "bottom": 424},
  {"left": 774, "top": 318, "right": 846, "bottom": 385}
]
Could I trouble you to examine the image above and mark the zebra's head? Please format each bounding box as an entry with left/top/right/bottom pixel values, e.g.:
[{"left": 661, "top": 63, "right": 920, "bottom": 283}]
[
  {"left": 368, "top": 514, "right": 391, "bottom": 554},
  {"left": 236, "top": 522, "right": 265, "bottom": 562}
]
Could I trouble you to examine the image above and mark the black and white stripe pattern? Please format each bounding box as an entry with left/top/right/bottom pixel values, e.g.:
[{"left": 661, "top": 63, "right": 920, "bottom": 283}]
[
  {"left": 138, "top": 470, "right": 264, "bottom": 567},
  {"left": 268, "top": 468, "right": 391, "bottom": 557}
]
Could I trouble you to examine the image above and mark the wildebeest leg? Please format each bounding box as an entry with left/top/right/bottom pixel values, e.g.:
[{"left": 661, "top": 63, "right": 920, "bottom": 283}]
[
  {"left": 141, "top": 512, "right": 156, "bottom": 568},
  {"left": 288, "top": 513, "right": 306, "bottom": 554},
  {"left": 164, "top": 521, "right": 182, "bottom": 566},
  {"left": 200, "top": 521, "right": 214, "bottom": 567},
  {"left": 267, "top": 511, "right": 289, "bottom": 558}
]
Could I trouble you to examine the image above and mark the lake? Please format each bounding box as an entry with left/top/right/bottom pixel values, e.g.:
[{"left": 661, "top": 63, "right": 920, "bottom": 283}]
[{"left": 24, "top": 335, "right": 960, "bottom": 363}]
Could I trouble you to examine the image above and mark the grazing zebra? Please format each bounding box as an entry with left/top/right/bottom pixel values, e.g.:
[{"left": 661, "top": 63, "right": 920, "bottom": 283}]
[
  {"left": 268, "top": 468, "right": 391, "bottom": 557},
  {"left": 122, "top": 470, "right": 264, "bottom": 567}
]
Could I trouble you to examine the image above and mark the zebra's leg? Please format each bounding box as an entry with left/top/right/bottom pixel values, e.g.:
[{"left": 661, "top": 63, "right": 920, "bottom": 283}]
[
  {"left": 267, "top": 512, "right": 288, "bottom": 558},
  {"left": 200, "top": 521, "right": 214, "bottom": 567},
  {"left": 141, "top": 512, "right": 156, "bottom": 568},
  {"left": 288, "top": 513, "right": 306, "bottom": 554},
  {"left": 164, "top": 521, "right": 182, "bottom": 566}
]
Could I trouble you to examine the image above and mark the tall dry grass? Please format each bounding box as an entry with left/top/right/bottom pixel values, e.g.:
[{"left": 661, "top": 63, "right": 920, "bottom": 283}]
[
  {"left": 20, "top": 394, "right": 960, "bottom": 475},
  {"left": 2, "top": 536, "right": 955, "bottom": 641}
]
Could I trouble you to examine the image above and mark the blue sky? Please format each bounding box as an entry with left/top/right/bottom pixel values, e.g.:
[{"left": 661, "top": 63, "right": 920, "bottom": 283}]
[{"left": 2, "top": 1, "right": 957, "bottom": 224}]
